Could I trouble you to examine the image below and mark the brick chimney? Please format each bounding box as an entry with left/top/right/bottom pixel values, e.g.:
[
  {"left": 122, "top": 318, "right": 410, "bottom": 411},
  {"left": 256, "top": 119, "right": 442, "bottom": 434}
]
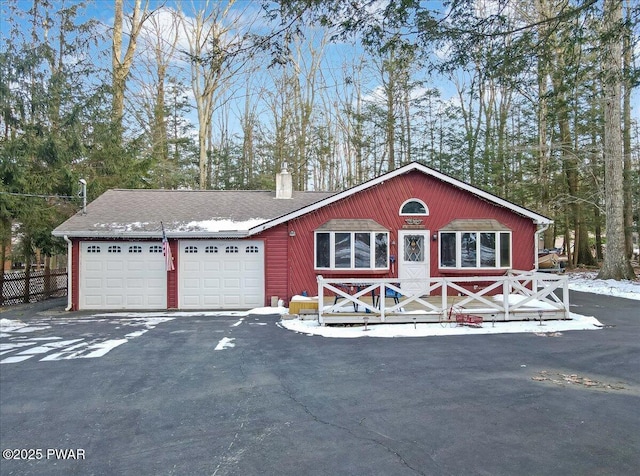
[{"left": 276, "top": 162, "right": 293, "bottom": 199}]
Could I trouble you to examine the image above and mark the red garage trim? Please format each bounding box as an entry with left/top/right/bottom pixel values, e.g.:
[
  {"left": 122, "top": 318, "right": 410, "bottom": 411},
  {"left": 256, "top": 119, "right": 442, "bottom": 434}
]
[{"left": 167, "top": 240, "right": 178, "bottom": 309}]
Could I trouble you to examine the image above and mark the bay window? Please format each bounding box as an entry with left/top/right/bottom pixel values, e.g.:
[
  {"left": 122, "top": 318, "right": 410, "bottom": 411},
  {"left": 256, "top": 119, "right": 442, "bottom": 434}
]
[
  {"left": 439, "top": 220, "right": 511, "bottom": 269},
  {"left": 315, "top": 220, "right": 389, "bottom": 270}
]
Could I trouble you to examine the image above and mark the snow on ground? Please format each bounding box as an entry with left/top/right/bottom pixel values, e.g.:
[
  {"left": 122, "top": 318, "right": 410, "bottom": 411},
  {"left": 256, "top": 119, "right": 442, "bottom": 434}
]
[
  {"left": 277, "top": 272, "right": 639, "bottom": 338},
  {"left": 279, "top": 312, "right": 602, "bottom": 338},
  {"left": 0, "top": 316, "right": 174, "bottom": 363},
  {"left": 567, "top": 271, "right": 640, "bottom": 300}
]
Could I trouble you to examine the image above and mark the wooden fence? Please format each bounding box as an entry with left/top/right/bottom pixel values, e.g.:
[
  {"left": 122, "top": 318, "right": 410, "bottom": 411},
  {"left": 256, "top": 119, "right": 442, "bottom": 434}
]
[
  {"left": 0, "top": 269, "right": 67, "bottom": 306},
  {"left": 317, "top": 270, "right": 570, "bottom": 325}
]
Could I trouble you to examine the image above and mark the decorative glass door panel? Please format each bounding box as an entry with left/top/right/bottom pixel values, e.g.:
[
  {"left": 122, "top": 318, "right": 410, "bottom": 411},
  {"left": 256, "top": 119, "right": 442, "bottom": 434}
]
[
  {"left": 404, "top": 235, "right": 425, "bottom": 262},
  {"left": 398, "top": 231, "right": 430, "bottom": 296}
]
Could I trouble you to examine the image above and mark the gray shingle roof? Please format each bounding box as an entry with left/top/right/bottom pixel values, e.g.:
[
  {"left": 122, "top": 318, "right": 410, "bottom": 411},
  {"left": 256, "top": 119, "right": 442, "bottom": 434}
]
[{"left": 53, "top": 189, "right": 337, "bottom": 238}]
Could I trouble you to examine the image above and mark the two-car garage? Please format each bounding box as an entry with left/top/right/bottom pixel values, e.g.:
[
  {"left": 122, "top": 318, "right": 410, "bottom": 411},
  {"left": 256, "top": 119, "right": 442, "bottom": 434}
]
[{"left": 78, "top": 240, "right": 264, "bottom": 310}]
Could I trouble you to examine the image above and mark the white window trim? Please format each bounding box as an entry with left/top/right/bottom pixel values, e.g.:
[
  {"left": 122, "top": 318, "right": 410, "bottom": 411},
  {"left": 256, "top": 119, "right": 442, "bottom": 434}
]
[
  {"left": 314, "top": 231, "right": 389, "bottom": 271},
  {"left": 399, "top": 198, "right": 429, "bottom": 216},
  {"left": 438, "top": 230, "right": 512, "bottom": 269}
]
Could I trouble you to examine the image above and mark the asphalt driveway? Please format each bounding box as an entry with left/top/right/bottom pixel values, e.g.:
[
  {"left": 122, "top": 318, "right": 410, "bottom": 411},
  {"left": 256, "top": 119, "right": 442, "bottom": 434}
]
[{"left": 1, "top": 292, "right": 638, "bottom": 475}]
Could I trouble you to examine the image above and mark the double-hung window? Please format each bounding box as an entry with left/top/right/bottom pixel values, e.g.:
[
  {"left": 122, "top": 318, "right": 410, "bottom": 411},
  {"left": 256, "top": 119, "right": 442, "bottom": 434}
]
[
  {"left": 315, "top": 220, "right": 389, "bottom": 270},
  {"left": 439, "top": 220, "right": 511, "bottom": 269}
]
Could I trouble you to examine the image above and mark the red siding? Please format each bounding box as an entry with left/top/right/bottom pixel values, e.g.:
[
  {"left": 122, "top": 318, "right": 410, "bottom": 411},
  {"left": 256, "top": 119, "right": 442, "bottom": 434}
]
[
  {"left": 258, "top": 170, "right": 538, "bottom": 303},
  {"left": 71, "top": 240, "right": 80, "bottom": 311},
  {"left": 261, "top": 227, "right": 289, "bottom": 305}
]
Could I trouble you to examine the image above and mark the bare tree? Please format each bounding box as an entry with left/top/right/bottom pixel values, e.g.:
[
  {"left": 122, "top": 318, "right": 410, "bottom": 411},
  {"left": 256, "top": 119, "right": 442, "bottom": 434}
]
[
  {"left": 126, "top": 7, "right": 184, "bottom": 188},
  {"left": 147, "top": 8, "right": 181, "bottom": 177},
  {"left": 179, "top": 0, "right": 255, "bottom": 189},
  {"left": 112, "top": 0, "right": 151, "bottom": 130}
]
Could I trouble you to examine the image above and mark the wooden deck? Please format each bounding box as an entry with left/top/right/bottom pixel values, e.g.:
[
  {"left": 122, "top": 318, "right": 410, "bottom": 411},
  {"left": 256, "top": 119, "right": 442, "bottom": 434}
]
[{"left": 313, "top": 271, "right": 570, "bottom": 326}]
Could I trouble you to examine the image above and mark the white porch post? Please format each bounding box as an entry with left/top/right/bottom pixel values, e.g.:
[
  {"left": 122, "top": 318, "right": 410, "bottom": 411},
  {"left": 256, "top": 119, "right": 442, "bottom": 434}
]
[
  {"left": 563, "top": 276, "right": 570, "bottom": 319},
  {"left": 503, "top": 278, "right": 510, "bottom": 321},
  {"left": 441, "top": 278, "right": 448, "bottom": 321},
  {"left": 317, "top": 275, "right": 324, "bottom": 325}
]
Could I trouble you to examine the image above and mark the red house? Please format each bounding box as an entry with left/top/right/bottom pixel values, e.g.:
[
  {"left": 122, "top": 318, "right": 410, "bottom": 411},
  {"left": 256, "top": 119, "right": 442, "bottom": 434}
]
[{"left": 53, "top": 162, "right": 552, "bottom": 311}]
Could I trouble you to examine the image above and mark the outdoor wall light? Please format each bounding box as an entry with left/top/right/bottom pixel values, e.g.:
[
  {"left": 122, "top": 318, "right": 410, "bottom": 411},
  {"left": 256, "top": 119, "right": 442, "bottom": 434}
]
[
  {"left": 289, "top": 230, "right": 296, "bottom": 237},
  {"left": 432, "top": 234, "right": 438, "bottom": 241}
]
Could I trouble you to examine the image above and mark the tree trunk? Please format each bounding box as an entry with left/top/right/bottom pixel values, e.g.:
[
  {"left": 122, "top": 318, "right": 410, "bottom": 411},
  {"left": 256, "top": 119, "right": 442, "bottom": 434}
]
[
  {"left": 112, "top": 0, "right": 146, "bottom": 130},
  {"left": 536, "top": 34, "right": 554, "bottom": 249},
  {"left": 558, "top": 111, "right": 594, "bottom": 267},
  {"left": 622, "top": 0, "right": 633, "bottom": 259},
  {"left": 597, "top": 0, "right": 636, "bottom": 280},
  {"left": 386, "top": 69, "right": 395, "bottom": 171}
]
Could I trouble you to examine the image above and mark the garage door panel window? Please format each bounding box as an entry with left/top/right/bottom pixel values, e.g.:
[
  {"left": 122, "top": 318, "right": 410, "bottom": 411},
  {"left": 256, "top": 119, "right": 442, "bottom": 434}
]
[
  {"left": 129, "top": 245, "right": 142, "bottom": 253},
  {"left": 439, "top": 231, "right": 511, "bottom": 269},
  {"left": 315, "top": 231, "right": 389, "bottom": 270},
  {"left": 87, "top": 245, "right": 101, "bottom": 253},
  {"left": 108, "top": 245, "right": 121, "bottom": 253},
  {"left": 149, "top": 245, "right": 162, "bottom": 253}
]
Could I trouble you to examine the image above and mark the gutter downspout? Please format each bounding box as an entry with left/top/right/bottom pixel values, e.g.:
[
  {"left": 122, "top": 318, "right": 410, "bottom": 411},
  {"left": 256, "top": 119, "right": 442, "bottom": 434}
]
[
  {"left": 534, "top": 223, "right": 551, "bottom": 271},
  {"left": 63, "top": 235, "right": 72, "bottom": 311}
]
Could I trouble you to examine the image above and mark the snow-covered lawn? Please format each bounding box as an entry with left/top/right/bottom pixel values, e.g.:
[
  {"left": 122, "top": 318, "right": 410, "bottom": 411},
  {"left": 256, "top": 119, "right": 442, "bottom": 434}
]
[{"left": 567, "top": 271, "right": 640, "bottom": 301}]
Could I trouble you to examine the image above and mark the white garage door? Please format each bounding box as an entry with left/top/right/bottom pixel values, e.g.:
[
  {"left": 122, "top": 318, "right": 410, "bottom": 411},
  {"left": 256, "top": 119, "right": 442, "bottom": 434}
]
[
  {"left": 179, "top": 240, "right": 264, "bottom": 310},
  {"left": 80, "top": 242, "right": 167, "bottom": 310}
]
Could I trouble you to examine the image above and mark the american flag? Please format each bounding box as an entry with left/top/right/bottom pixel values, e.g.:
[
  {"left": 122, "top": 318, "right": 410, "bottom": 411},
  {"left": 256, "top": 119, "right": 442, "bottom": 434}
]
[{"left": 161, "top": 223, "right": 175, "bottom": 272}]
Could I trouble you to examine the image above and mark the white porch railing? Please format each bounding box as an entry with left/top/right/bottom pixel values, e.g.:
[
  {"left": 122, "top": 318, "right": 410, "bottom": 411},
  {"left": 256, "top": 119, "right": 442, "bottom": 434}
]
[{"left": 316, "top": 270, "right": 569, "bottom": 325}]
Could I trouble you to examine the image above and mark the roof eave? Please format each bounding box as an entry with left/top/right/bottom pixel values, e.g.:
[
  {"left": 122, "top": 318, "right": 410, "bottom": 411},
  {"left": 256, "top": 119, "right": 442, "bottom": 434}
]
[{"left": 52, "top": 230, "right": 251, "bottom": 239}]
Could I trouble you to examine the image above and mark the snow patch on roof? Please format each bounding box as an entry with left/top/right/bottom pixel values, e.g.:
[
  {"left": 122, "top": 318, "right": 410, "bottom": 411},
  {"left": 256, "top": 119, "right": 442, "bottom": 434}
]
[
  {"left": 172, "top": 218, "right": 268, "bottom": 232},
  {"left": 93, "top": 222, "right": 151, "bottom": 232}
]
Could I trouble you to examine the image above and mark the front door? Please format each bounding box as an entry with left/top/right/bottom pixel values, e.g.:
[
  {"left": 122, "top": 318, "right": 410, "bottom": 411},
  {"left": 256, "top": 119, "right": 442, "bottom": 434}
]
[{"left": 398, "top": 230, "right": 430, "bottom": 296}]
